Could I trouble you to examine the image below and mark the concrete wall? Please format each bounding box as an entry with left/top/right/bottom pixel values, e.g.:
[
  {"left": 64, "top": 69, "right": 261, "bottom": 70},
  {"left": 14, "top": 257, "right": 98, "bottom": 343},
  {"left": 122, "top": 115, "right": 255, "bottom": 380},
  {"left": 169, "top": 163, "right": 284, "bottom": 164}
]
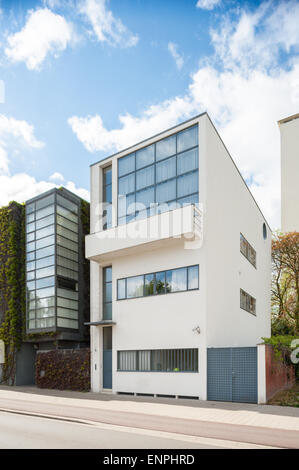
[
  {"left": 204, "top": 116, "right": 272, "bottom": 348},
  {"left": 280, "top": 115, "right": 299, "bottom": 232}
]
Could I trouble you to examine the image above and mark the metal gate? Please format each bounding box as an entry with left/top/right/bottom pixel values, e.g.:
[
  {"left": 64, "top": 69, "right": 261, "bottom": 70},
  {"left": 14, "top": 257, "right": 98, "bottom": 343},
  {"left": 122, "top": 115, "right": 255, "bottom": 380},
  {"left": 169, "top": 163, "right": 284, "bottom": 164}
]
[{"left": 207, "top": 347, "right": 257, "bottom": 403}]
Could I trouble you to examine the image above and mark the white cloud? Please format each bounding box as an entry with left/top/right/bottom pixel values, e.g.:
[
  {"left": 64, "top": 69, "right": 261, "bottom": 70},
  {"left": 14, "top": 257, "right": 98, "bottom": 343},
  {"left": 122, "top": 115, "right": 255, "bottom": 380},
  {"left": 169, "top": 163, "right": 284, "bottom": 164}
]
[
  {"left": 79, "top": 0, "right": 138, "bottom": 47},
  {"left": 49, "top": 171, "right": 64, "bottom": 182},
  {"left": 69, "top": 1, "right": 299, "bottom": 229},
  {"left": 5, "top": 8, "right": 75, "bottom": 70},
  {"left": 196, "top": 0, "right": 221, "bottom": 10},
  {"left": 168, "top": 42, "right": 184, "bottom": 70}
]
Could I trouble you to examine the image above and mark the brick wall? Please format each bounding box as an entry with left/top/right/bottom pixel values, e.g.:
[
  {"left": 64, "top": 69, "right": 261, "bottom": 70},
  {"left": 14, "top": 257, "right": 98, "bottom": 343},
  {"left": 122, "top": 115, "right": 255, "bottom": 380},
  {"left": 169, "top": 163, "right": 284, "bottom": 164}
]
[{"left": 265, "top": 344, "right": 295, "bottom": 401}]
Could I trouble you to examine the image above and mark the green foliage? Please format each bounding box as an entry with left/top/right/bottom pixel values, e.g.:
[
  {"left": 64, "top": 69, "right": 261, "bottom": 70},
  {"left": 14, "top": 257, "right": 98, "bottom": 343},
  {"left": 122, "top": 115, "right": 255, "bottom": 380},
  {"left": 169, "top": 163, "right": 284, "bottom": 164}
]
[{"left": 262, "top": 335, "right": 299, "bottom": 380}]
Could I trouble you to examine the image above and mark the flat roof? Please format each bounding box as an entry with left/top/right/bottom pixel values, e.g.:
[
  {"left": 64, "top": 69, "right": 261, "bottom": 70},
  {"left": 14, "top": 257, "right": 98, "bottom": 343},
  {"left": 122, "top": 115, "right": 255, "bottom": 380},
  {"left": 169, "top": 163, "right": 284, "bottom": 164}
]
[
  {"left": 25, "top": 186, "right": 87, "bottom": 205},
  {"left": 278, "top": 112, "right": 299, "bottom": 125}
]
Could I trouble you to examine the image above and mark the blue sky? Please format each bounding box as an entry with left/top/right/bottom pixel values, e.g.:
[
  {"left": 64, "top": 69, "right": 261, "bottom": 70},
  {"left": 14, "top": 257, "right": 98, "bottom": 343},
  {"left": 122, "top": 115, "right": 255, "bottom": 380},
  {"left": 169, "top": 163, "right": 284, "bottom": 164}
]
[{"left": 0, "top": 0, "right": 298, "bottom": 228}]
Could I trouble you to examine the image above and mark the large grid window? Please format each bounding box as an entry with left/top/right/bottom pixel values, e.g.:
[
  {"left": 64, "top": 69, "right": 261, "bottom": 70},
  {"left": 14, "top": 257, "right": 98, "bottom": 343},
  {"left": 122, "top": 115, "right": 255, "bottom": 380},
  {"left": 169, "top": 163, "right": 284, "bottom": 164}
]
[
  {"left": 240, "top": 233, "right": 256, "bottom": 268},
  {"left": 117, "top": 125, "right": 198, "bottom": 225},
  {"left": 26, "top": 192, "right": 80, "bottom": 331},
  {"left": 117, "top": 349, "right": 198, "bottom": 372},
  {"left": 117, "top": 265, "right": 199, "bottom": 300},
  {"left": 240, "top": 289, "right": 256, "bottom": 315}
]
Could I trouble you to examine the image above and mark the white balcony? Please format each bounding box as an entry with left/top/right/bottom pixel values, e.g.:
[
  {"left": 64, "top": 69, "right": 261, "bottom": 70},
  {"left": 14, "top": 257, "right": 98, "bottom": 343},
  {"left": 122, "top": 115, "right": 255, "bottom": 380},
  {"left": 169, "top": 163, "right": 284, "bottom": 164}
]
[{"left": 86, "top": 204, "right": 203, "bottom": 263}]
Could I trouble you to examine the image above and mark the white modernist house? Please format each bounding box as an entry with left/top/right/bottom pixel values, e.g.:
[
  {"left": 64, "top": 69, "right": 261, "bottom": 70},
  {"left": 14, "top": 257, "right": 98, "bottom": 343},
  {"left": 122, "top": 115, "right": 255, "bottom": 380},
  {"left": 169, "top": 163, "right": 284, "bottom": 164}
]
[
  {"left": 279, "top": 112, "right": 299, "bottom": 232},
  {"left": 86, "top": 113, "right": 271, "bottom": 404}
]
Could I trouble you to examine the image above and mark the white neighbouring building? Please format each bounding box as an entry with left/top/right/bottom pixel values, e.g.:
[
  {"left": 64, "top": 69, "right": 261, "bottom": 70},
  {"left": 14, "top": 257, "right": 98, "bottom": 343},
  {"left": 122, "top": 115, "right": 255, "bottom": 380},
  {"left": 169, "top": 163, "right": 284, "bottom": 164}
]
[
  {"left": 86, "top": 112, "right": 272, "bottom": 404},
  {"left": 278, "top": 112, "right": 299, "bottom": 232}
]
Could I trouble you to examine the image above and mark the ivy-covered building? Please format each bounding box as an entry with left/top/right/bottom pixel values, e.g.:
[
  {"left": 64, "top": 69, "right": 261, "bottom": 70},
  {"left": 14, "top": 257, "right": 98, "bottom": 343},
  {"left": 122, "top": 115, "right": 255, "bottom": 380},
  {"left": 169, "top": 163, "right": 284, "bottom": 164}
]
[{"left": 0, "top": 188, "right": 90, "bottom": 386}]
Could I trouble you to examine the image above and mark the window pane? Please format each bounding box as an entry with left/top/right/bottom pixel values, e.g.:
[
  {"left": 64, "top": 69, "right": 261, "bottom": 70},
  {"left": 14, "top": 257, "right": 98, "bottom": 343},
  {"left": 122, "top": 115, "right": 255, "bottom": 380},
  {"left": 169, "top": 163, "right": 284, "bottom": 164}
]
[
  {"left": 57, "top": 205, "right": 77, "bottom": 223},
  {"left": 136, "top": 145, "right": 155, "bottom": 169},
  {"left": 118, "top": 351, "right": 136, "bottom": 371},
  {"left": 177, "top": 171, "right": 198, "bottom": 198},
  {"left": 57, "top": 215, "right": 78, "bottom": 233},
  {"left": 144, "top": 274, "right": 155, "bottom": 296},
  {"left": 127, "top": 276, "right": 144, "bottom": 298},
  {"left": 104, "top": 266, "right": 112, "bottom": 282},
  {"left": 103, "top": 303, "right": 112, "bottom": 320},
  {"left": 57, "top": 308, "right": 78, "bottom": 319},
  {"left": 36, "top": 224, "right": 55, "bottom": 240},
  {"left": 166, "top": 268, "right": 187, "bottom": 293},
  {"left": 26, "top": 203, "right": 35, "bottom": 214},
  {"left": 177, "top": 194, "right": 198, "bottom": 207},
  {"left": 56, "top": 194, "right": 78, "bottom": 214},
  {"left": 57, "top": 256, "right": 78, "bottom": 272},
  {"left": 26, "top": 261, "right": 35, "bottom": 272},
  {"left": 36, "top": 256, "right": 55, "bottom": 270},
  {"left": 156, "top": 135, "right": 176, "bottom": 161},
  {"left": 57, "top": 235, "right": 77, "bottom": 252},
  {"left": 27, "top": 271, "right": 35, "bottom": 281},
  {"left": 36, "top": 235, "right": 55, "bottom": 250},
  {"left": 36, "top": 296, "right": 55, "bottom": 309},
  {"left": 117, "top": 279, "right": 126, "bottom": 300},
  {"left": 36, "top": 194, "right": 55, "bottom": 210},
  {"left": 36, "top": 214, "right": 55, "bottom": 230},
  {"left": 27, "top": 280, "right": 35, "bottom": 291},
  {"left": 177, "top": 125, "right": 198, "bottom": 153},
  {"left": 36, "top": 286, "right": 55, "bottom": 299},
  {"left": 27, "top": 251, "right": 35, "bottom": 262},
  {"left": 57, "top": 266, "right": 78, "bottom": 280},
  {"left": 57, "top": 288, "right": 78, "bottom": 300},
  {"left": 136, "top": 187, "right": 154, "bottom": 210},
  {"left": 118, "top": 173, "right": 135, "bottom": 195},
  {"left": 26, "top": 232, "right": 35, "bottom": 242},
  {"left": 26, "top": 212, "right": 35, "bottom": 223},
  {"left": 36, "top": 276, "right": 55, "bottom": 289},
  {"left": 26, "top": 222, "right": 35, "bottom": 233},
  {"left": 104, "top": 184, "right": 112, "bottom": 204},
  {"left": 103, "top": 166, "right": 112, "bottom": 186},
  {"left": 136, "top": 165, "right": 154, "bottom": 190},
  {"left": 118, "top": 193, "right": 135, "bottom": 218},
  {"left": 36, "top": 266, "right": 55, "bottom": 279},
  {"left": 104, "top": 282, "right": 112, "bottom": 303},
  {"left": 35, "top": 317, "right": 55, "bottom": 329},
  {"left": 57, "top": 225, "right": 78, "bottom": 242},
  {"left": 57, "top": 245, "right": 78, "bottom": 262},
  {"left": 156, "top": 179, "right": 176, "bottom": 203},
  {"left": 27, "top": 241, "right": 35, "bottom": 252},
  {"left": 36, "top": 205, "right": 54, "bottom": 220},
  {"left": 188, "top": 265, "right": 199, "bottom": 290},
  {"left": 36, "top": 245, "right": 55, "bottom": 259},
  {"left": 36, "top": 307, "right": 55, "bottom": 318},
  {"left": 156, "top": 156, "right": 176, "bottom": 183},
  {"left": 57, "top": 318, "right": 78, "bottom": 329},
  {"left": 138, "top": 350, "right": 151, "bottom": 371},
  {"left": 156, "top": 272, "right": 165, "bottom": 294},
  {"left": 177, "top": 148, "right": 198, "bottom": 175},
  {"left": 118, "top": 153, "right": 135, "bottom": 177}
]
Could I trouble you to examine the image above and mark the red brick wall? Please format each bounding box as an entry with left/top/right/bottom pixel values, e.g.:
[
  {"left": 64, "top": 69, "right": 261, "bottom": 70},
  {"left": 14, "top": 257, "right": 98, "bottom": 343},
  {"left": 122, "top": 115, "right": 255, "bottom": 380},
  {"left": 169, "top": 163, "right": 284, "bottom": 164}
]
[{"left": 265, "top": 344, "right": 295, "bottom": 401}]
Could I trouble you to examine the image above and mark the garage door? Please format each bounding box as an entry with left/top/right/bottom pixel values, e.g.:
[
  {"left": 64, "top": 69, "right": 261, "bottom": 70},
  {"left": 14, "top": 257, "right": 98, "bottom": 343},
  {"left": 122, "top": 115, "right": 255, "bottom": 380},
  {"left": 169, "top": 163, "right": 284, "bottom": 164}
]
[{"left": 207, "top": 347, "right": 257, "bottom": 404}]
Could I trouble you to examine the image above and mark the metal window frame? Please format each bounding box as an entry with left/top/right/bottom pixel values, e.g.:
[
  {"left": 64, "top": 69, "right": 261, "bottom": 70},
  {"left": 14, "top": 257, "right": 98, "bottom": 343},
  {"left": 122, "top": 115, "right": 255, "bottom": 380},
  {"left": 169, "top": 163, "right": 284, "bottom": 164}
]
[
  {"left": 240, "top": 288, "right": 257, "bottom": 316},
  {"left": 240, "top": 232, "right": 257, "bottom": 269}
]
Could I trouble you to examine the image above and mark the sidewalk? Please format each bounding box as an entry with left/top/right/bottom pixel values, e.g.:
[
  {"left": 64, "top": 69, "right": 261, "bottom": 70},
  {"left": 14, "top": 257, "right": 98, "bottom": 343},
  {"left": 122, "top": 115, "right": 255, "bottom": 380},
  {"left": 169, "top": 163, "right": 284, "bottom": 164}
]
[{"left": 0, "top": 385, "right": 298, "bottom": 431}]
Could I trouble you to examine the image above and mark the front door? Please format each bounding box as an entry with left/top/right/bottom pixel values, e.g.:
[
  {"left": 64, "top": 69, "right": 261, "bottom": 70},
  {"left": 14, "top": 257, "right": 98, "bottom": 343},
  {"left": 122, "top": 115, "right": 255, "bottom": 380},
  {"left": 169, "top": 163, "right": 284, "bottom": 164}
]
[{"left": 103, "top": 327, "right": 112, "bottom": 389}]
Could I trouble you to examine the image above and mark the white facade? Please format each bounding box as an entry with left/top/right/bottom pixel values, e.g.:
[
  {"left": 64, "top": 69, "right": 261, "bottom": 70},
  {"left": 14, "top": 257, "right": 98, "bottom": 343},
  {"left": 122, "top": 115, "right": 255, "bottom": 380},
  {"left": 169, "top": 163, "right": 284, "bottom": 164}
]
[
  {"left": 279, "top": 113, "right": 299, "bottom": 232},
  {"left": 86, "top": 113, "right": 271, "bottom": 400}
]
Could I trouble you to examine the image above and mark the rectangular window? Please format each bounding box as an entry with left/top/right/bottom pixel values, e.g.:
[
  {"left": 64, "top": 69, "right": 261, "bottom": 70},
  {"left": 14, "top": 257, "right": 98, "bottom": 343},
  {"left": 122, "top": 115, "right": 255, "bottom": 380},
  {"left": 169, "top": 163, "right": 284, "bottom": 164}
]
[
  {"left": 156, "top": 135, "right": 176, "bottom": 161},
  {"left": 103, "top": 266, "right": 112, "bottom": 320},
  {"left": 117, "top": 265, "right": 199, "bottom": 300},
  {"left": 240, "top": 233, "right": 256, "bottom": 268},
  {"left": 240, "top": 288, "right": 256, "bottom": 315},
  {"left": 103, "top": 165, "right": 112, "bottom": 230},
  {"left": 117, "top": 349, "right": 198, "bottom": 372}
]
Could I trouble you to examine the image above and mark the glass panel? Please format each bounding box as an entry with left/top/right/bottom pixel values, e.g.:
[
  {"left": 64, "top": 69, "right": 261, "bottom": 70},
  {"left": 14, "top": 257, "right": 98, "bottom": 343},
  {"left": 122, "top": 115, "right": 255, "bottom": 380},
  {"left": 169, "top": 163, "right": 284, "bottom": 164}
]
[
  {"left": 144, "top": 273, "right": 154, "bottom": 296},
  {"left": 127, "top": 275, "right": 144, "bottom": 298},
  {"left": 118, "top": 351, "right": 136, "bottom": 371},
  {"left": 118, "top": 173, "right": 135, "bottom": 195},
  {"left": 57, "top": 308, "right": 78, "bottom": 319},
  {"left": 36, "top": 214, "right": 55, "bottom": 230},
  {"left": 118, "top": 153, "right": 135, "bottom": 177},
  {"left": 36, "top": 256, "right": 55, "bottom": 270},
  {"left": 156, "top": 271, "right": 165, "bottom": 294},
  {"left": 188, "top": 265, "right": 199, "bottom": 290},
  {"left": 177, "top": 148, "right": 198, "bottom": 175},
  {"left": 57, "top": 297, "right": 78, "bottom": 309},
  {"left": 27, "top": 241, "right": 35, "bottom": 252},
  {"left": 118, "top": 194, "right": 136, "bottom": 218},
  {"left": 57, "top": 318, "right": 78, "bottom": 329},
  {"left": 26, "top": 212, "right": 35, "bottom": 223},
  {"left": 35, "top": 317, "right": 55, "bottom": 328},
  {"left": 57, "top": 225, "right": 78, "bottom": 242},
  {"left": 26, "top": 261, "right": 35, "bottom": 272},
  {"left": 35, "top": 204, "right": 54, "bottom": 220},
  {"left": 104, "top": 184, "right": 112, "bottom": 204},
  {"left": 26, "top": 232, "right": 35, "bottom": 242},
  {"left": 166, "top": 268, "right": 187, "bottom": 292},
  {"left": 27, "top": 271, "right": 35, "bottom": 281},
  {"left": 36, "top": 235, "right": 55, "bottom": 250},
  {"left": 177, "top": 194, "right": 198, "bottom": 207},
  {"left": 36, "top": 307, "right": 55, "bottom": 318},
  {"left": 57, "top": 256, "right": 78, "bottom": 272},
  {"left": 28, "top": 320, "right": 35, "bottom": 329},
  {"left": 103, "top": 327, "right": 112, "bottom": 350},
  {"left": 156, "top": 179, "right": 176, "bottom": 203},
  {"left": 103, "top": 165, "right": 112, "bottom": 186},
  {"left": 136, "top": 165, "right": 154, "bottom": 190},
  {"left": 104, "top": 282, "right": 112, "bottom": 303},
  {"left": 177, "top": 125, "right": 198, "bottom": 153},
  {"left": 57, "top": 215, "right": 78, "bottom": 233},
  {"left": 57, "top": 288, "right": 78, "bottom": 300},
  {"left": 26, "top": 251, "right": 35, "bottom": 262},
  {"left": 57, "top": 235, "right": 78, "bottom": 252},
  {"left": 156, "top": 135, "right": 176, "bottom": 161},
  {"left": 26, "top": 222, "right": 35, "bottom": 233},
  {"left": 57, "top": 205, "right": 77, "bottom": 223},
  {"left": 57, "top": 245, "right": 78, "bottom": 262},
  {"left": 103, "top": 303, "right": 112, "bottom": 320},
  {"left": 104, "top": 266, "right": 112, "bottom": 282},
  {"left": 136, "top": 187, "right": 154, "bottom": 210},
  {"left": 36, "top": 286, "right": 55, "bottom": 299},
  {"left": 36, "top": 225, "right": 55, "bottom": 240},
  {"left": 117, "top": 279, "right": 126, "bottom": 300},
  {"left": 156, "top": 156, "right": 176, "bottom": 183},
  {"left": 36, "top": 245, "right": 55, "bottom": 259},
  {"left": 36, "top": 194, "right": 55, "bottom": 210},
  {"left": 36, "top": 296, "right": 55, "bottom": 309},
  {"left": 27, "top": 280, "right": 35, "bottom": 291},
  {"left": 138, "top": 350, "right": 151, "bottom": 371},
  {"left": 177, "top": 171, "right": 198, "bottom": 198},
  {"left": 36, "top": 276, "right": 55, "bottom": 289},
  {"left": 57, "top": 266, "right": 78, "bottom": 280},
  {"left": 56, "top": 194, "right": 78, "bottom": 214},
  {"left": 26, "top": 203, "right": 35, "bottom": 214},
  {"left": 36, "top": 266, "right": 55, "bottom": 279},
  {"left": 136, "top": 145, "right": 155, "bottom": 170}
]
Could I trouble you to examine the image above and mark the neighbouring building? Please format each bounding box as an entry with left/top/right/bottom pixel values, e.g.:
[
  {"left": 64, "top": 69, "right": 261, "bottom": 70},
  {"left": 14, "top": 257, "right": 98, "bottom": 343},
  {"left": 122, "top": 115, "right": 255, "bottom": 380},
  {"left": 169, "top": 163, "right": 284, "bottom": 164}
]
[
  {"left": 279, "top": 112, "right": 299, "bottom": 232},
  {"left": 86, "top": 112, "right": 272, "bottom": 404}
]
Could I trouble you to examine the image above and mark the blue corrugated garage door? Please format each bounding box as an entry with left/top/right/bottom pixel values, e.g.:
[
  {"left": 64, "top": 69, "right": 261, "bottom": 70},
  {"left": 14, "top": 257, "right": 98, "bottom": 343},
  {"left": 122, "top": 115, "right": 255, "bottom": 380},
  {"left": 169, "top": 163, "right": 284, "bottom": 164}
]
[{"left": 207, "top": 347, "right": 257, "bottom": 404}]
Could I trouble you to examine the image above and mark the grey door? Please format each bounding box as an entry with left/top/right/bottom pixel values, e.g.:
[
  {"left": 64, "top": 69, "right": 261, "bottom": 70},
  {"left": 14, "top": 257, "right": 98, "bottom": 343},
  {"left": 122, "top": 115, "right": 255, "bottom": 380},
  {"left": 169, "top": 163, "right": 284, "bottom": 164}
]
[
  {"left": 207, "top": 347, "right": 257, "bottom": 403},
  {"left": 103, "top": 327, "right": 112, "bottom": 389}
]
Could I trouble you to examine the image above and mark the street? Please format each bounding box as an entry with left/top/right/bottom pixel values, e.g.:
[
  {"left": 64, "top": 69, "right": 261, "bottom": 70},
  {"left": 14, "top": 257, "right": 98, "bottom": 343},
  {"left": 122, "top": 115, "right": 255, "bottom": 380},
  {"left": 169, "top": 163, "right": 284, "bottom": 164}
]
[{"left": 0, "top": 387, "right": 298, "bottom": 449}]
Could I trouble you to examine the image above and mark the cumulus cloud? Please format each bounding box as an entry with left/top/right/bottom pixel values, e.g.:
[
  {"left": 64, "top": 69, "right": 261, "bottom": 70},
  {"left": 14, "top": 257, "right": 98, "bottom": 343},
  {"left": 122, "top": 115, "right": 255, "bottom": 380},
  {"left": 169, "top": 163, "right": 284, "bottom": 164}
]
[
  {"left": 49, "top": 171, "right": 64, "bottom": 182},
  {"left": 168, "top": 42, "right": 184, "bottom": 70},
  {"left": 68, "top": 1, "right": 299, "bottom": 229},
  {"left": 79, "top": 0, "right": 138, "bottom": 47},
  {"left": 5, "top": 8, "right": 75, "bottom": 70},
  {"left": 196, "top": 0, "right": 221, "bottom": 10}
]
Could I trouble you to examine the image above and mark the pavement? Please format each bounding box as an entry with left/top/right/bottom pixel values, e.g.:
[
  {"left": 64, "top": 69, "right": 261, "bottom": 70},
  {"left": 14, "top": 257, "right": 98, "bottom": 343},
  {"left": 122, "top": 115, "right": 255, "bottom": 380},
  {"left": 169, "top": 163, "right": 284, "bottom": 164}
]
[{"left": 0, "top": 385, "right": 298, "bottom": 448}]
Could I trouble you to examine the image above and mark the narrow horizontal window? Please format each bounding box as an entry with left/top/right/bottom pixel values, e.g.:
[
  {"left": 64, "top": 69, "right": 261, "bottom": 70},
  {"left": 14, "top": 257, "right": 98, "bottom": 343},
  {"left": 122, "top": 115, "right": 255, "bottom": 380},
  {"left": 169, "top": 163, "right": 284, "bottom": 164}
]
[{"left": 118, "top": 348, "right": 198, "bottom": 372}]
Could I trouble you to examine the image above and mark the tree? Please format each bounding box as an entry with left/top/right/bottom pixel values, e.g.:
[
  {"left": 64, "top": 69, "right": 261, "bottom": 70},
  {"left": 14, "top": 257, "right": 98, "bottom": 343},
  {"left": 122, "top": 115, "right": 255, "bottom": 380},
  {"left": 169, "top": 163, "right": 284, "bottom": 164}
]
[{"left": 271, "top": 232, "right": 299, "bottom": 335}]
